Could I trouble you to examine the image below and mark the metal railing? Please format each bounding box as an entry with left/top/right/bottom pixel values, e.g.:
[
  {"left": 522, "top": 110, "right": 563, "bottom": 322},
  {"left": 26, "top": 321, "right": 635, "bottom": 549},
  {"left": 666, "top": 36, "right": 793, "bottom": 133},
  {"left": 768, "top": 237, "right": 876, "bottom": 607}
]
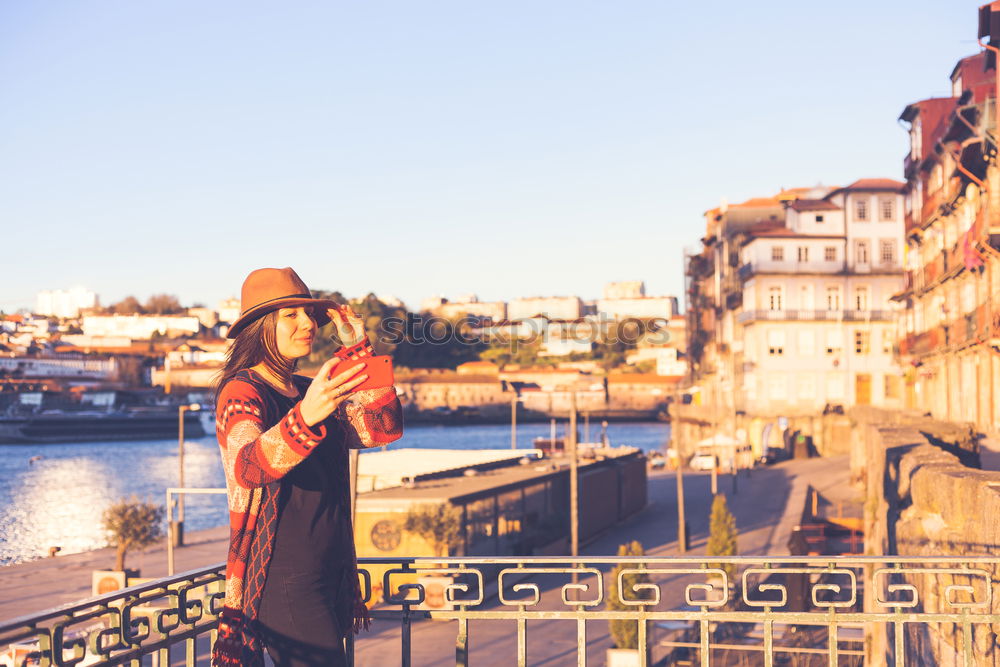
[
  {"left": 165, "top": 487, "right": 227, "bottom": 576},
  {"left": 3, "top": 555, "right": 999, "bottom": 666}
]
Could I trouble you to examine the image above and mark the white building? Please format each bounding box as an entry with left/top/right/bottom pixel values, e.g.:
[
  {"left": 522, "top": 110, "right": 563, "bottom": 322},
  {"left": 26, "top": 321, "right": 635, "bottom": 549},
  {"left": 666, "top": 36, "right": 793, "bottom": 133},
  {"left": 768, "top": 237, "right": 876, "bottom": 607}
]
[
  {"left": 217, "top": 298, "right": 241, "bottom": 325},
  {"left": 35, "top": 287, "right": 99, "bottom": 319},
  {"left": 82, "top": 315, "right": 201, "bottom": 339},
  {"left": 507, "top": 296, "right": 583, "bottom": 321},
  {"left": 603, "top": 281, "right": 646, "bottom": 300},
  {"left": 736, "top": 179, "right": 906, "bottom": 414},
  {"left": 0, "top": 356, "right": 117, "bottom": 379}
]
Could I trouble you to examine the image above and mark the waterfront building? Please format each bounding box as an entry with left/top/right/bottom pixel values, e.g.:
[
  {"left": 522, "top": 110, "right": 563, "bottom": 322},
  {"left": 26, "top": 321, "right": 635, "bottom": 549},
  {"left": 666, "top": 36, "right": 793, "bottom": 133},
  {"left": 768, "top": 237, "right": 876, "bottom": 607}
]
[
  {"left": 738, "top": 181, "right": 906, "bottom": 413},
  {"left": 354, "top": 446, "right": 647, "bottom": 607},
  {"left": 35, "top": 287, "right": 98, "bottom": 319},
  {"left": 685, "top": 191, "right": 803, "bottom": 418},
  {"left": 894, "top": 47, "right": 1000, "bottom": 430},
  {"left": 0, "top": 355, "right": 117, "bottom": 381},
  {"left": 686, "top": 181, "right": 907, "bottom": 417}
]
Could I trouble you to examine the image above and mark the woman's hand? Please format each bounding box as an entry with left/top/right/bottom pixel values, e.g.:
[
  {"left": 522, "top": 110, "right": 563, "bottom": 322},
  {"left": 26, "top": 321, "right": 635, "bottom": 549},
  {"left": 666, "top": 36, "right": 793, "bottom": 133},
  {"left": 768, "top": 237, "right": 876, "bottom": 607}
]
[
  {"left": 300, "top": 357, "right": 368, "bottom": 426},
  {"left": 328, "top": 304, "right": 367, "bottom": 347}
]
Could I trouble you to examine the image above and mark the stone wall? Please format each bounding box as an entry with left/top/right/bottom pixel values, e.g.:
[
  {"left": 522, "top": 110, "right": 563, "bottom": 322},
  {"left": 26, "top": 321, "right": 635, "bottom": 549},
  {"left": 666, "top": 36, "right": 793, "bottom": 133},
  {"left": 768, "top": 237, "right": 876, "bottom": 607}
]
[{"left": 855, "top": 410, "right": 998, "bottom": 665}]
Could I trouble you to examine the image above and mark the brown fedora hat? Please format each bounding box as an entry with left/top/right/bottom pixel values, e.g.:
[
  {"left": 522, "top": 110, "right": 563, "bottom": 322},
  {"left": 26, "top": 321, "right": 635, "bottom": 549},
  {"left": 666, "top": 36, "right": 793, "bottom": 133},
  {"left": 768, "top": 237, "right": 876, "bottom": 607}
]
[{"left": 226, "top": 267, "right": 338, "bottom": 339}]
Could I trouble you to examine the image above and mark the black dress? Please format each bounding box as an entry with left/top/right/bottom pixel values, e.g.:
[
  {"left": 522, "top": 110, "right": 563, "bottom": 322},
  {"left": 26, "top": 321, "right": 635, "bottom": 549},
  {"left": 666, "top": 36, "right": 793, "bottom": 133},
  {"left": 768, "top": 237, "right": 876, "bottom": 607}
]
[{"left": 254, "top": 378, "right": 355, "bottom": 667}]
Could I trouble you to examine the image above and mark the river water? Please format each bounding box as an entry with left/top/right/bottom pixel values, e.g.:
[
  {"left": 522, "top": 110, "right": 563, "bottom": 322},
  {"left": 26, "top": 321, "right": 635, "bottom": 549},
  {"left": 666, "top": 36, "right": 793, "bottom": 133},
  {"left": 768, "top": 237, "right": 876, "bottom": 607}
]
[{"left": 0, "top": 417, "right": 669, "bottom": 565}]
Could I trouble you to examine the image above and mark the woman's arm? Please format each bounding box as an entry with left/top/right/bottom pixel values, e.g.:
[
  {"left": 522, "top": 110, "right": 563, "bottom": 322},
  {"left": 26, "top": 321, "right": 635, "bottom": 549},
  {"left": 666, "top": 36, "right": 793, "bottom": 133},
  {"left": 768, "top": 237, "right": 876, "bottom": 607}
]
[
  {"left": 332, "top": 339, "right": 404, "bottom": 449},
  {"left": 217, "top": 378, "right": 327, "bottom": 488}
]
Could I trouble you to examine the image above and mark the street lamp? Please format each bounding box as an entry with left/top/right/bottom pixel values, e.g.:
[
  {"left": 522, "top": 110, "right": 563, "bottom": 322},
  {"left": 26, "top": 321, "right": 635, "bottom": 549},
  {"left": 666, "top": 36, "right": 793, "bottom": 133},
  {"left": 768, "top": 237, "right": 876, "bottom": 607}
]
[
  {"left": 506, "top": 381, "right": 526, "bottom": 449},
  {"left": 171, "top": 402, "right": 201, "bottom": 548}
]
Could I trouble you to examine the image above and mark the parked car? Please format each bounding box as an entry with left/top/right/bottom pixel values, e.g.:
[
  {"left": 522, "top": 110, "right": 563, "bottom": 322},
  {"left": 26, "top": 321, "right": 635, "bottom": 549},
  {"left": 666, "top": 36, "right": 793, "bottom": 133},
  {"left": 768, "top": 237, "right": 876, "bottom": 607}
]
[
  {"left": 689, "top": 450, "right": 718, "bottom": 471},
  {"left": 759, "top": 445, "right": 786, "bottom": 465}
]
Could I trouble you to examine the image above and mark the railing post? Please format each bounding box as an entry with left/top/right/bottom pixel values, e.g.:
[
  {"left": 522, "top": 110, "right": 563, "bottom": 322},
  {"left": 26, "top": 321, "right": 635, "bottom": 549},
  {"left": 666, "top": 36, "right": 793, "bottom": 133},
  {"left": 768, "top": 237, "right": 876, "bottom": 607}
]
[
  {"left": 401, "top": 597, "right": 412, "bottom": 667},
  {"left": 455, "top": 616, "right": 469, "bottom": 667}
]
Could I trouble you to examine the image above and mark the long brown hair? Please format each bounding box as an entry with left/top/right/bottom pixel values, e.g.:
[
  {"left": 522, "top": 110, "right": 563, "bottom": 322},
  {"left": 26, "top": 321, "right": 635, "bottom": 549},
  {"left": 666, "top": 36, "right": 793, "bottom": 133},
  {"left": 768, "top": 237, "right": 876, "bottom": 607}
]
[{"left": 214, "top": 310, "right": 298, "bottom": 400}]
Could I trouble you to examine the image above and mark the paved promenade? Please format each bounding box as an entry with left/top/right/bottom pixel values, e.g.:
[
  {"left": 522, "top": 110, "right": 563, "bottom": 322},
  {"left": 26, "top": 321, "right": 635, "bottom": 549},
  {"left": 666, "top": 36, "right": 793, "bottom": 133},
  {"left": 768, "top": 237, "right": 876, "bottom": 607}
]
[
  {"left": 0, "top": 525, "right": 229, "bottom": 622},
  {"left": 1, "top": 455, "right": 852, "bottom": 665}
]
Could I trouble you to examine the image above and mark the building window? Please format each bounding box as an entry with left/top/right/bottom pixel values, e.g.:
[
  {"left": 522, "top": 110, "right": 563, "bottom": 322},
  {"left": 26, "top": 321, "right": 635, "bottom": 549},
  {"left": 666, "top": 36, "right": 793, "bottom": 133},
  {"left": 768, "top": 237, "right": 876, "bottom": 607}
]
[
  {"left": 768, "top": 286, "right": 783, "bottom": 311},
  {"left": 769, "top": 375, "right": 787, "bottom": 400},
  {"left": 855, "top": 286, "right": 869, "bottom": 311},
  {"left": 800, "top": 285, "right": 814, "bottom": 310},
  {"left": 826, "top": 286, "right": 841, "bottom": 311},
  {"left": 772, "top": 246, "right": 784, "bottom": 262},
  {"left": 798, "top": 247, "right": 809, "bottom": 262},
  {"left": 856, "top": 199, "right": 869, "bottom": 221},
  {"left": 768, "top": 330, "right": 785, "bottom": 356},
  {"left": 880, "top": 198, "right": 895, "bottom": 221},
  {"left": 798, "top": 375, "right": 816, "bottom": 398},
  {"left": 880, "top": 240, "right": 895, "bottom": 265},
  {"left": 824, "top": 246, "right": 837, "bottom": 262},
  {"left": 798, "top": 330, "right": 814, "bottom": 356},
  {"left": 856, "top": 240, "right": 869, "bottom": 265},
  {"left": 826, "top": 330, "right": 842, "bottom": 355},
  {"left": 816, "top": 215, "right": 825, "bottom": 223},
  {"left": 854, "top": 330, "right": 870, "bottom": 354},
  {"left": 882, "top": 329, "right": 893, "bottom": 354}
]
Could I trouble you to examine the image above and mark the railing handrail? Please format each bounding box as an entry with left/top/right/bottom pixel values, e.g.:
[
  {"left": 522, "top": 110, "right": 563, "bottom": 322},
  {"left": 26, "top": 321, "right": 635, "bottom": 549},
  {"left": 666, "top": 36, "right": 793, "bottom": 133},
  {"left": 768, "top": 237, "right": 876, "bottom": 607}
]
[{"left": 6, "top": 554, "right": 1000, "bottom": 666}]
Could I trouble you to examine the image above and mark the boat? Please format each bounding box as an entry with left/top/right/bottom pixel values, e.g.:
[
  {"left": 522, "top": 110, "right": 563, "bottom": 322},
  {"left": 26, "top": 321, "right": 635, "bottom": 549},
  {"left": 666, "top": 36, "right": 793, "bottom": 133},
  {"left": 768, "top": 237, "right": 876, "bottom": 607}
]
[{"left": 0, "top": 409, "right": 205, "bottom": 444}]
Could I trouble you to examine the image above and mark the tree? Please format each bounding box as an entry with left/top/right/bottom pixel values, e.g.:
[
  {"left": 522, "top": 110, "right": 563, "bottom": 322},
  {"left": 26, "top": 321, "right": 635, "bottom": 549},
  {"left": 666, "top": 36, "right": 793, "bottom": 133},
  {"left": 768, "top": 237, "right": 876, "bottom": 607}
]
[
  {"left": 102, "top": 496, "right": 165, "bottom": 571},
  {"left": 403, "top": 503, "right": 463, "bottom": 558},
  {"left": 109, "top": 296, "right": 144, "bottom": 315},
  {"left": 706, "top": 494, "right": 738, "bottom": 582},
  {"left": 144, "top": 294, "right": 184, "bottom": 314},
  {"left": 607, "top": 540, "right": 654, "bottom": 650}
]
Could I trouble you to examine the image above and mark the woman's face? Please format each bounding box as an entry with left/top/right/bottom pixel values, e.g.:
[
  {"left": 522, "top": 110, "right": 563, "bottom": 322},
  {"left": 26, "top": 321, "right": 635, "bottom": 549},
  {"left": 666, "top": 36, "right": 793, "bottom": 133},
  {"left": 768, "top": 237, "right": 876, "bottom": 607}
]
[{"left": 274, "top": 306, "right": 317, "bottom": 360}]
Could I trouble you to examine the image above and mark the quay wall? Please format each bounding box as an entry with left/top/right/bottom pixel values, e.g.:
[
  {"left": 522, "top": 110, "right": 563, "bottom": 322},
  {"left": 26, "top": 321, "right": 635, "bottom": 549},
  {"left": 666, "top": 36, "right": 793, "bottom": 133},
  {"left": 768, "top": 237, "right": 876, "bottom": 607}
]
[
  {"left": 854, "top": 409, "right": 994, "bottom": 665},
  {"left": 667, "top": 403, "right": 853, "bottom": 460}
]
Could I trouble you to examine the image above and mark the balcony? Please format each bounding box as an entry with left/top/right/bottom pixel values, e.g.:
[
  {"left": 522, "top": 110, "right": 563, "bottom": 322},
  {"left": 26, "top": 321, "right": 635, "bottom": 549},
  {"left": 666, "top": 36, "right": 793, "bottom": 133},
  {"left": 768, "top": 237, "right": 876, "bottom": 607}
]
[
  {"left": 902, "top": 326, "right": 947, "bottom": 357},
  {"left": 737, "top": 263, "right": 755, "bottom": 282},
  {"left": 737, "top": 309, "right": 894, "bottom": 324},
  {"left": 3, "top": 555, "right": 998, "bottom": 666}
]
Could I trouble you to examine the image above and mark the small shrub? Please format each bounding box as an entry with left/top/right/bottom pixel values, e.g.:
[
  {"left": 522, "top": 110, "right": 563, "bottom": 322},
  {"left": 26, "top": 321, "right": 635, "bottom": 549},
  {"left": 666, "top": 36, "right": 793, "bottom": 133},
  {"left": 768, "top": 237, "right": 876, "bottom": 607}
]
[
  {"left": 706, "top": 494, "right": 738, "bottom": 582},
  {"left": 403, "top": 503, "right": 463, "bottom": 557},
  {"left": 607, "top": 540, "right": 654, "bottom": 650},
  {"left": 102, "top": 496, "right": 164, "bottom": 571}
]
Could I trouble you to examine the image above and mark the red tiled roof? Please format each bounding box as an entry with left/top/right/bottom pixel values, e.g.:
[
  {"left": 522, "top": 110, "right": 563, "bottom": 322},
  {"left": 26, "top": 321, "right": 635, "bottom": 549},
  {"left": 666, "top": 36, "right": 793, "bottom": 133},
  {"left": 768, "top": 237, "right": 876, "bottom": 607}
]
[
  {"left": 732, "top": 196, "right": 782, "bottom": 208},
  {"left": 788, "top": 199, "right": 841, "bottom": 212},
  {"left": 843, "top": 178, "right": 906, "bottom": 192}
]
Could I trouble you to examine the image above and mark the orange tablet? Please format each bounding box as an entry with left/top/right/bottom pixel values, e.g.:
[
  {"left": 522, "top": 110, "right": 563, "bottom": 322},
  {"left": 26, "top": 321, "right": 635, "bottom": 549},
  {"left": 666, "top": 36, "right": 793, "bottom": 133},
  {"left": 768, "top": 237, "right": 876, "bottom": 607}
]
[{"left": 330, "top": 355, "right": 394, "bottom": 392}]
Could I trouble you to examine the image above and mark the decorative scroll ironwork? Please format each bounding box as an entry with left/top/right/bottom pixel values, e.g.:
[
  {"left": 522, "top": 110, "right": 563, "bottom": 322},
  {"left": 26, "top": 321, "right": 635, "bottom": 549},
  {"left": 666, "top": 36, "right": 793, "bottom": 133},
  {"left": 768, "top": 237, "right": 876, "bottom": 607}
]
[{"left": 3, "top": 556, "right": 1000, "bottom": 666}]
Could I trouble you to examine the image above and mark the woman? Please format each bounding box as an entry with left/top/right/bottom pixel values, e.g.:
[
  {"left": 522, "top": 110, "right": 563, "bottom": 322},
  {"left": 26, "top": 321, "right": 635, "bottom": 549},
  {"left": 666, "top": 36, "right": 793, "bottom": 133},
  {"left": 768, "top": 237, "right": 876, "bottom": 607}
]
[{"left": 211, "top": 267, "right": 403, "bottom": 667}]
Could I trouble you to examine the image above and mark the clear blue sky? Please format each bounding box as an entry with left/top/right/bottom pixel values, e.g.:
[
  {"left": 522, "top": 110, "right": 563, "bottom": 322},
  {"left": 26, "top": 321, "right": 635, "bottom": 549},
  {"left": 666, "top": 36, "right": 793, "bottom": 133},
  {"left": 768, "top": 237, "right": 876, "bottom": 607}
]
[{"left": 0, "top": 1, "right": 979, "bottom": 313}]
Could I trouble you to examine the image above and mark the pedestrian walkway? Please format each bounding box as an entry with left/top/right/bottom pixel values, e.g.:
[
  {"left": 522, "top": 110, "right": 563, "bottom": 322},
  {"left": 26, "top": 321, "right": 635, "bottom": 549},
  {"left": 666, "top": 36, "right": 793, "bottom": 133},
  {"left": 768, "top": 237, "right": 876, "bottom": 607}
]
[{"left": 0, "top": 526, "right": 228, "bottom": 622}]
